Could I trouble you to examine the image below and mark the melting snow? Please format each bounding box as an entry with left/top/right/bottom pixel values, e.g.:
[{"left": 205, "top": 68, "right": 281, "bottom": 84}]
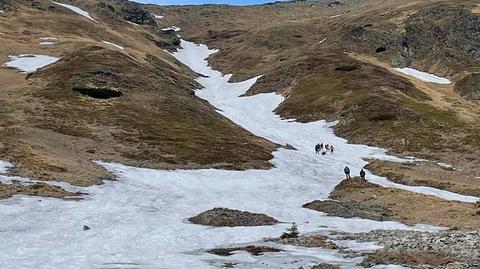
[
  {"left": 102, "top": 40, "right": 124, "bottom": 50},
  {"left": 0, "top": 10, "right": 4, "bottom": 14},
  {"left": 0, "top": 40, "right": 476, "bottom": 268},
  {"left": 162, "top": 26, "right": 181, "bottom": 32},
  {"left": 39, "top": 37, "right": 58, "bottom": 41},
  {"left": 39, "top": 42, "right": 55, "bottom": 45},
  {"left": 3, "top": 54, "right": 60, "bottom": 74},
  {"left": 394, "top": 67, "right": 452, "bottom": 84},
  {"left": 330, "top": 14, "right": 341, "bottom": 18},
  {"left": 318, "top": 38, "right": 327, "bottom": 44},
  {"left": 52, "top": 1, "right": 97, "bottom": 22},
  {"left": 152, "top": 13, "right": 164, "bottom": 19}
]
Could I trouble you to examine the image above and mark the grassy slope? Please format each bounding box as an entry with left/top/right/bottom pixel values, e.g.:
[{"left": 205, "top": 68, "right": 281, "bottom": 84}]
[{"left": 0, "top": 1, "right": 275, "bottom": 186}]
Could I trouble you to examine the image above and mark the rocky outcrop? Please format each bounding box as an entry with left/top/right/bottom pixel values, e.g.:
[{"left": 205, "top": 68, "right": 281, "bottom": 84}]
[
  {"left": 120, "top": 2, "right": 156, "bottom": 26},
  {"left": 454, "top": 73, "right": 480, "bottom": 100},
  {"left": 188, "top": 208, "right": 278, "bottom": 227},
  {"left": 404, "top": 5, "right": 480, "bottom": 68},
  {"left": 95, "top": 1, "right": 156, "bottom": 26}
]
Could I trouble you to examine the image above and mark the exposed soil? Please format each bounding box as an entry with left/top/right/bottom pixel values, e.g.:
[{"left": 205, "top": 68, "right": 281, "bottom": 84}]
[
  {"left": 303, "top": 200, "right": 393, "bottom": 222},
  {"left": 361, "top": 250, "right": 458, "bottom": 268},
  {"left": 309, "top": 264, "right": 341, "bottom": 269},
  {"left": 305, "top": 178, "right": 480, "bottom": 229},
  {"left": 188, "top": 207, "right": 279, "bottom": 227},
  {"left": 0, "top": 181, "right": 80, "bottom": 200},
  {"left": 366, "top": 160, "right": 480, "bottom": 197},
  {"left": 208, "top": 245, "right": 282, "bottom": 256}
]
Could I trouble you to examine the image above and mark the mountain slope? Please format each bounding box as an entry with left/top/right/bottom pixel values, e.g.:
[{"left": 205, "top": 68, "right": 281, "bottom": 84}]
[{"left": 0, "top": 0, "right": 275, "bottom": 186}]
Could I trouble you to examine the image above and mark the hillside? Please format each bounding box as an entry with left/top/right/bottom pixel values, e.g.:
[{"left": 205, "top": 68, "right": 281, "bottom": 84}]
[
  {"left": 0, "top": 0, "right": 275, "bottom": 187},
  {"left": 0, "top": 0, "right": 479, "bottom": 268}
]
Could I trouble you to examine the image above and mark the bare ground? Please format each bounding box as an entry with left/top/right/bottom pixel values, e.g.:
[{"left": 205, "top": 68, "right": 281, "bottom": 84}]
[{"left": 305, "top": 178, "right": 480, "bottom": 229}]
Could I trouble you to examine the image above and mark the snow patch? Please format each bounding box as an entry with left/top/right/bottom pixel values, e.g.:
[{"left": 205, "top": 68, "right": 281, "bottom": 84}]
[
  {"left": 394, "top": 67, "right": 452, "bottom": 84},
  {"left": 162, "top": 26, "right": 181, "bottom": 32},
  {"left": 127, "top": 21, "right": 139, "bottom": 26},
  {"left": 437, "top": 162, "right": 453, "bottom": 169},
  {"left": 3, "top": 54, "right": 60, "bottom": 74},
  {"left": 0, "top": 10, "right": 4, "bottom": 14},
  {"left": 330, "top": 14, "right": 341, "bottom": 18},
  {"left": 52, "top": 1, "right": 97, "bottom": 22},
  {"left": 102, "top": 40, "right": 124, "bottom": 50},
  {"left": 39, "top": 37, "right": 58, "bottom": 41},
  {"left": 39, "top": 42, "right": 56, "bottom": 45},
  {"left": 152, "top": 13, "right": 164, "bottom": 19},
  {"left": 0, "top": 161, "right": 13, "bottom": 174},
  {"left": 318, "top": 38, "right": 327, "bottom": 44}
]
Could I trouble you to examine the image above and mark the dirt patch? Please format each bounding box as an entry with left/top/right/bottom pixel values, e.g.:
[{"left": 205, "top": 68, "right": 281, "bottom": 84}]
[
  {"left": 0, "top": 181, "right": 80, "bottom": 200},
  {"left": 303, "top": 200, "right": 393, "bottom": 222},
  {"left": 361, "top": 250, "right": 458, "bottom": 268},
  {"left": 306, "top": 178, "right": 480, "bottom": 229},
  {"left": 188, "top": 208, "right": 278, "bottom": 227},
  {"left": 208, "top": 245, "right": 281, "bottom": 256},
  {"left": 366, "top": 160, "right": 480, "bottom": 197},
  {"left": 310, "top": 264, "right": 341, "bottom": 269}
]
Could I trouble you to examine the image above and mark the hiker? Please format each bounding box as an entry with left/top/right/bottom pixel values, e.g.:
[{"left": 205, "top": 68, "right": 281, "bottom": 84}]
[
  {"left": 315, "top": 143, "right": 321, "bottom": 154},
  {"left": 325, "top": 144, "right": 330, "bottom": 150},
  {"left": 344, "top": 166, "right": 351, "bottom": 179},
  {"left": 330, "top": 145, "right": 335, "bottom": 154},
  {"left": 360, "top": 169, "right": 366, "bottom": 180},
  {"left": 320, "top": 142, "right": 324, "bottom": 150}
]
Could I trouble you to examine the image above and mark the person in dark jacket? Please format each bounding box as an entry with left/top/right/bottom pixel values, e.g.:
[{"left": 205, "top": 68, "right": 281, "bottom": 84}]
[
  {"left": 344, "top": 166, "right": 351, "bottom": 179},
  {"left": 360, "top": 169, "right": 366, "bottom": 180},
  {"left": 315, "top": 143, "right": 321, "bottom": 154}
]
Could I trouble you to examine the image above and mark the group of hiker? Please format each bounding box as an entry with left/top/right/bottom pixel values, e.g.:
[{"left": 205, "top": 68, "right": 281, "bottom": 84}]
[
  {"left": 344, "top": 166, "right": 366, "bottom": 180},
  {"left": 314, "top": 142, "right": 335, "bottom": 155},
  {"left": 313, "top": 142, "right": 367, "bottom": 180}
]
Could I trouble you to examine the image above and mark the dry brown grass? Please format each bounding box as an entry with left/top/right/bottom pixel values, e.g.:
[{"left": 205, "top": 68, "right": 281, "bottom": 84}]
[{"left": 325, "top": 178, "right": 480, "bottom": 229}]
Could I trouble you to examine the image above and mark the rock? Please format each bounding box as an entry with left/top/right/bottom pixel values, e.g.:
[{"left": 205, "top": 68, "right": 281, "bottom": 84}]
[
  {"left": 454, "top": 73, "right": 480, "bottom": 100},
  {"left": 188, "top": 208, "right": 278, "bottom": 227},
  {"left": 271, "top": 234, "right": 339, "bottom": 249},
  {"left": 283, "top": 143, "right": 297, "bottom": 150},
  {"left": 82, "top": 225, "right": 90, "bottom": 231},
  {"left": 120, "top": 3, "right": 156, "bottom": 26}
]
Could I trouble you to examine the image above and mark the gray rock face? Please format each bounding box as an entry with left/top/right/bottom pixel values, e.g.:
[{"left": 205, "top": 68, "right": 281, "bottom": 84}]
[
  {"left": 404, "top": 5, "right": 480, "bottom": 68},
  {"left": 188, "top": 207, "right": 279, "bottom": 227},
  {"left": 343, "top": 5, "right": 480, "bottom": 71},
  {"left": 120, "top": 3, "right": 156, "bottom": 26},
  {"left": 455, "top": 73, "right": 480, "bottom": 100}
]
